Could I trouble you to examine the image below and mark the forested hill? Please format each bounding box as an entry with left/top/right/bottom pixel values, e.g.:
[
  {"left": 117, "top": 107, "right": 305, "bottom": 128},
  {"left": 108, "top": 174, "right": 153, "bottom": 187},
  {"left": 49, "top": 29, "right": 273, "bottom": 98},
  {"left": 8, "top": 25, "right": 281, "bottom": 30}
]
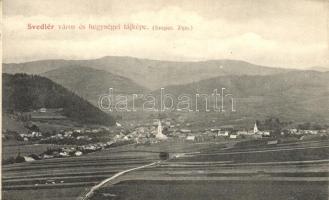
[
  {"left": 3, "top": 56, "right": 292, "bottom": 90},
  {"left": 2, "top": 73, "right": 115, "bottom": 126}
]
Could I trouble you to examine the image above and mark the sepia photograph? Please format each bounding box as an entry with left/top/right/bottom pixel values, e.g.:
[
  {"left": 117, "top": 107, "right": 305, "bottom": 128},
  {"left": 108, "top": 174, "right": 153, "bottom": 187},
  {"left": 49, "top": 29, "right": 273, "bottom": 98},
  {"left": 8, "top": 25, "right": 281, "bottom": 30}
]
[{"left": 1, "top": 0, "right": 329, "bottom": 199}]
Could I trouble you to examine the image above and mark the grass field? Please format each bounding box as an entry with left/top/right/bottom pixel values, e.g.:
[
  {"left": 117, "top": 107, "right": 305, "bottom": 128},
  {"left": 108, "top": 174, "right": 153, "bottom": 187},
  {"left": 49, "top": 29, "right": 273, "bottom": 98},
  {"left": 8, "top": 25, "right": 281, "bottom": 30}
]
[
  {"left": 92, "top": 180, "right": 328, "bottom": 200},
  {"left": 2, "top": 187, "right": 86, "bottom": 200},
  {"left": 2, "top": 139, "right": 329, "bottom": 200}
]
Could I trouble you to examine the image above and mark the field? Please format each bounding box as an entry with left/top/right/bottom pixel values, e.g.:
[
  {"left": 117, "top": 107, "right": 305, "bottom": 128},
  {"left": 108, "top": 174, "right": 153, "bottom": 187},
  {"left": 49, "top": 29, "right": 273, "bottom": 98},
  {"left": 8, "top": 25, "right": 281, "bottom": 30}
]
[
  {"left": 2, "top": 143, "right": 75, "bottom": 160},
  {"left": 93, "top": 180, "right": 328, "bottom": 200},
  {"left": 2, "top": 139, "right": 329, "bottom": 200},
  {"left": 3, "top": 187, "right": 86, "bottom": 200},
  {"left": 2, "top": 148, "right": 160, "bottom": 200}
]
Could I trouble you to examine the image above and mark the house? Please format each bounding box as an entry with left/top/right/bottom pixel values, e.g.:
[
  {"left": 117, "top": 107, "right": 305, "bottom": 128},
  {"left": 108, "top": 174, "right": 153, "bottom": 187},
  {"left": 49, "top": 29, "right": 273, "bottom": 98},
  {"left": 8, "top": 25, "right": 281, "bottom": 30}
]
[
  {"left": 31, "top": 131, "right": 42, "bottom": 137},
  {"left": 180, "top": 129, "right": 192, "bottom": 133},
  {"left": 302, "top": 130, "right": 319, "bottom": 135},
  {"left": 64, "top": 132, "right": 73, "bottom": 137},
  {"left": 186, "top": 135, "right": 196, "bottom": 141},
  {"left": 92, "top": 129, "right": 101, "bottom": 133},
  {"left": 218, "top": 131, "right": 229, "bottom": 137},
  {"left": 229, "top": 134, "right": 237, "bottom": 139},
  {"left": 59, "top": 152, "right": 69, "bottom": 157},
  {"left": 39, "top": 108, "right": 47, "bottom": 113},
  {"left": 210, "top": 128, "right": 220, "bottom": 132},
  {"left": 23, "top": 156, "right": 35, "bottom": 162},
  {"left": 42, "top": 154, "right": 54, "bottom": 159},
  {"left": 267, "top": 140, "right": 278, "bottom": 145},
  {"left": 289, "top": 129, "right": 298, "bottom": 134},
  {"left": 261, "top": 131, "right": 271, "bottom": 136},
  {"left": 237, "top": 131, "right": 248, "bottom": 135},
  {"left": 74, "top": 151, "right": 83, "bottom": 156}
]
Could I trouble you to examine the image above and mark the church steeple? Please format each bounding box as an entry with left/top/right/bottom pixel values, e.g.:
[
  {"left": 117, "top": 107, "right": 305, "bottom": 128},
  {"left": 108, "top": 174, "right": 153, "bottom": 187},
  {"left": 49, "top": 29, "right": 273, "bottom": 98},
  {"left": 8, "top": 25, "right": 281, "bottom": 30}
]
[
  {"left": 157, "top": 120, "right": 162, "bottom": 135},
  {"left": 156, "top": 119, "right": 168, "bottom": 140},
  {"left": 253, "top": 122, "right": 258, "bottom": 134}
]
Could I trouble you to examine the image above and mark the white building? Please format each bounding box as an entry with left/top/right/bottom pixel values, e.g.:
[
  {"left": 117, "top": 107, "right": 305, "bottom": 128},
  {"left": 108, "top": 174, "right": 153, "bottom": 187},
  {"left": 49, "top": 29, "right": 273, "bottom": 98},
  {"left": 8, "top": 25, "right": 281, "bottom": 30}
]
[
  {"left": 186, "top": 135, "right": 196, "bottom": 141},
  {"left": 230, "top": 134, "right": 237, "bottom": 139},
  {"left": 155, "top": 120, "right": 168, "bottom": 140},
  {"left": 253, "top": 122, "right": 270, "bottom": 136},
  {"left": 254, "top": 123, "right": 258, "bottom": 134},
  {"left": 218, "top": 131, "right": 229, "bottom": 137}
]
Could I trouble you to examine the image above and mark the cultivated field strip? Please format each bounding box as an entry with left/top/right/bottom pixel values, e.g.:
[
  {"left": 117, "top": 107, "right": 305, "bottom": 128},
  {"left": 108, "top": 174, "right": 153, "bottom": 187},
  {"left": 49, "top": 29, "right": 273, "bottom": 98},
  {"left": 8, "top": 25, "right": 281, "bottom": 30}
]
[
  {"left": 176, "top": 145, "right": 329, "bottom": 163},
  {"left": 3, "top": 160, "right": 153, "bottom": 172},
  {"left": 198, "top": 145, "right": 329, "bottom": 156},
  {"left": 3, "top": 182, "right": 98, "bottom": 190},
  {"left": 3, "top": 140, "right": 329, "bottom": 200},
  {"left": 2, "top": 150, "right": 159, "bottom": 191},
  {"left": 215, "top": 140, "right": 329, "bottom": 154},
  {"left": 2, "top": 169, "right": 120, "bottom": 180},
  {"left": 135, "top": 160, "right": 329, "bottom": 174},
  {"left": 3, "top": 166, "right": 133, "bottom": 179},
  {"left": 3, "top": 155, "right": 157, "bottom": 168}
]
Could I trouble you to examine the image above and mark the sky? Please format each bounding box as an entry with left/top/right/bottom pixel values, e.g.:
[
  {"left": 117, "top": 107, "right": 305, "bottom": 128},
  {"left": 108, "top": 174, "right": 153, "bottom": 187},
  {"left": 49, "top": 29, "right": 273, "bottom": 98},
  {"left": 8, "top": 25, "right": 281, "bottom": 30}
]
[{"left": 3, "top": 0, "right": 329, "bottom": 69}]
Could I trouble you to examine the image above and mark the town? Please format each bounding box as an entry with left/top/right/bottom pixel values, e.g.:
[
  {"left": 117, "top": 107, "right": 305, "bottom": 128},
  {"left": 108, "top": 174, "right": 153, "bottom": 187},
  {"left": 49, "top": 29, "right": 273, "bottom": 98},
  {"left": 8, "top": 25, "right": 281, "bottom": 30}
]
[{"left": 3, "top": 109, "right": 328, "bottom": 165}]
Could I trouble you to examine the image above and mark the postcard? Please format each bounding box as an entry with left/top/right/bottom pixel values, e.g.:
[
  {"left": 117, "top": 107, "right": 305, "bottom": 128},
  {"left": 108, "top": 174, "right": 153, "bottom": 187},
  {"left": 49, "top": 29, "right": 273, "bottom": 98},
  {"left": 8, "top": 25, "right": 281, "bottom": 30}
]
[{"left": 2, "top": 1, "right": 329, "bottom": 200}]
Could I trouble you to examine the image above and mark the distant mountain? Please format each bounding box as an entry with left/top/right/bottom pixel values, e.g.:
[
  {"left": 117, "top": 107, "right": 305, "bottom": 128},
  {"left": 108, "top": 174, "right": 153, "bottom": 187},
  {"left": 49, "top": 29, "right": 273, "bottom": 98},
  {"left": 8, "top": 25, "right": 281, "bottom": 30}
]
[
  {"left": 145, "top": 71, "right": 329, "bottom": 123},
  {"left": 2, "top": 73, "right": 116, "bottom": 126},
  {"left": 3, "top": 56, "right": 293, "bottom": 90},
  {"left": 3, "top": 58, "right": 328, "bottom": 125},
  {"left": 308, "top": 66, "right": 329, "bottom": 72},
  {"left": 41, "top": 66, "right": 149, "bottom": 105}
]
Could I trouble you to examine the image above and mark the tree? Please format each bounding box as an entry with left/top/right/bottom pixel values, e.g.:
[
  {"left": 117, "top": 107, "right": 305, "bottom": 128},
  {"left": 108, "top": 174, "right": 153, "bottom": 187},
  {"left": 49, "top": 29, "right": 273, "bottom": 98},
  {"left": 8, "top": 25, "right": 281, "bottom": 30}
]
[{"left": 15, "top": 153, "right": 25, "bottom": 163}]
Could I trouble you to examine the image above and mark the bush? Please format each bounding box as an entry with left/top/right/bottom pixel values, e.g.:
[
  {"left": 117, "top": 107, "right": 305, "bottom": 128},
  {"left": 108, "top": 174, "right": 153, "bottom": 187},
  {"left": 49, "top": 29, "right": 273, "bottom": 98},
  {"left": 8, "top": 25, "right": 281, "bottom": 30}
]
[
  {"left": 15, "top": 154, "right": 26, "bottom": 163},
  {"left": 159, "top": 152, "right": 169, "bottom": 160}
]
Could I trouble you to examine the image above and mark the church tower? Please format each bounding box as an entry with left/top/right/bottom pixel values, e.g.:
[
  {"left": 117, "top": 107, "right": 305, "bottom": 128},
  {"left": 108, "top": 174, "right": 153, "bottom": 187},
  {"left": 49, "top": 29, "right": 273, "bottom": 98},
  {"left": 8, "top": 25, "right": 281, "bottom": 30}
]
[
  {"left": 253, "top": 122, "right": 259, "bottom": 134},
  {"left": 156, "top": 120, "right": 168, "bottom": 140},
  {"left": 157, "top": 120, "right": 162, "bottom": 135}
]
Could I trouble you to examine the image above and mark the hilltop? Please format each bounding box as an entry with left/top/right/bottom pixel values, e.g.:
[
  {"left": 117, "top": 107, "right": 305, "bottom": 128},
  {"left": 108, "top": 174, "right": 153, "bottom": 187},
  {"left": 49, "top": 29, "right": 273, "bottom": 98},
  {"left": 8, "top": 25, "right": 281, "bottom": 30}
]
[
  {"left": 3, "top": 56, "right": 292, "bottom": 90},
  {"left": 2, "top": 73, "right": 116, "bottom": 126},
  {"left": 41, "top": 66, "right": 149, "bottom": 105}
]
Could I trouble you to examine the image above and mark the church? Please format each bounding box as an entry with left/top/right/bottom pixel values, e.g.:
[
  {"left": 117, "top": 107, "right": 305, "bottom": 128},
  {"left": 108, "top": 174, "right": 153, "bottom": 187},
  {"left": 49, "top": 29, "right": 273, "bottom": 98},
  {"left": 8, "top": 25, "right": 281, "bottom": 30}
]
[{"left": 155, "top": 120, "right": 168, "bottom": 140}]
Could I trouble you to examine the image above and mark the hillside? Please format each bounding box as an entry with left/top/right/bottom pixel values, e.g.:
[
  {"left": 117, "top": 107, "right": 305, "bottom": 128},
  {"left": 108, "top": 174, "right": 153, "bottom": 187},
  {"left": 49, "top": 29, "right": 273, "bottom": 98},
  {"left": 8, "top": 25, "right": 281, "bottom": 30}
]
[
  {"left": 2, "top": 113, "right": 29, "bottom": 134},
  {"left": 308, "top": 66, "right": 329, "bottom": 72},
  {"left": 2, "top": 73, "right": 116, "bottom": 126},
  {"left": 41, "top": 66, "right": 149, "bottom": 105},
  {"left": 3, "top": 56, "right": 292, "bottom": 90},
  {"left": 143, "top": 71, "right": 329, "bottom": 123}
]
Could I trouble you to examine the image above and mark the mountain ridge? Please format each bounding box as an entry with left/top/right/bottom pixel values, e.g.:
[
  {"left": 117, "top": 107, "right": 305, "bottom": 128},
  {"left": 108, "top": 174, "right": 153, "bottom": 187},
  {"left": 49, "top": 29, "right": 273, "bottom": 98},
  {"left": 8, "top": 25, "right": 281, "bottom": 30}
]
[
  {"left": 41, "top": 66, "right": 149, "bottom": 105},
  {"left": 3, "top": 56, "right": 294, "bottom": 90},
  {"left": 132, "top": 70, "right": 329, "bottom": 123}
]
